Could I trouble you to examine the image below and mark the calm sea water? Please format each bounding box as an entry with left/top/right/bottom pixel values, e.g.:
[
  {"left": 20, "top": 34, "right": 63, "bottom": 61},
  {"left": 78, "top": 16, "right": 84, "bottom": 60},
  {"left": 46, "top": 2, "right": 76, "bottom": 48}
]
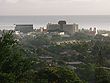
[{"left": 0, "top": 15, "right": 110, "bottom": 30}]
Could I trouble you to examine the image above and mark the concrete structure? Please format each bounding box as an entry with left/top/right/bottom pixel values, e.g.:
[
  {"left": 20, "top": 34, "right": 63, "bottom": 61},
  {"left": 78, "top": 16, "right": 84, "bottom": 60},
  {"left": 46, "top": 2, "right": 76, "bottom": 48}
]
[
  {"left": 47, "top": 23, "right": 61, "bottom": 31},
  {"left": 58, "top": 20, "right": 66, "bottom": 30},
  {"left": 63, "top": 24, "right": 79, "bottom": 34},
  {"left": 80, "top": 27, "right": 97, "bottom": 36},
  {"left": 47, "top": 21, "right": 79, "bottom": 35},
  {"left": 15, "top": 24, "right": 33, "bottom": 33},
  {"left": 89, "top": 27, "right": 97, "bottom": 36}
]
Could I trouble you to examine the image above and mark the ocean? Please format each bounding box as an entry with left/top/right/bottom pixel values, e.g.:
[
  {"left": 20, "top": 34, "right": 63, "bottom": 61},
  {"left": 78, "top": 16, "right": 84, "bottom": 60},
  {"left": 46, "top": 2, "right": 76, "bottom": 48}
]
[{"left": 0, "top": 15, "right": 110, "bottom": 30}]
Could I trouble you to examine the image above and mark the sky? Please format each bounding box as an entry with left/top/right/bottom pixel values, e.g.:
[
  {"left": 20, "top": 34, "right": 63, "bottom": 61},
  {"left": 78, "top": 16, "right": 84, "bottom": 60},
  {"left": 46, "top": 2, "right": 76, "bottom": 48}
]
[{"left": 0, "top": 0, "right": 110, "bottom": 15}]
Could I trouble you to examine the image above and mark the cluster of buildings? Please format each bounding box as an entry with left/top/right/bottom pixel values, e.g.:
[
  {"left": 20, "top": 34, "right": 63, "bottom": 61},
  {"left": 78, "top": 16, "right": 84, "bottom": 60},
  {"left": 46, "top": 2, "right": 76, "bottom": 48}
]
[
  {"left": 46, "top": 21, "right": 99, "bottom": 36},
  {"left": 81, "top": 27, "right": 97, "bottom": 36},
  {"left": 8, "top": 21, "right": 80, "bottom": 37},
  {"left": 1, "top": 20, "right": 110, "bottom": 38}
]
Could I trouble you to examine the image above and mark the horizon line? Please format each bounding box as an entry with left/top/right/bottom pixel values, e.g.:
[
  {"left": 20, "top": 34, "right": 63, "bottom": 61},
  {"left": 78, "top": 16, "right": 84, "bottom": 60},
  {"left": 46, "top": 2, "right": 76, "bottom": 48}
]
[{"left": 0, "top": 15, "right": 110, "bottom": 16}]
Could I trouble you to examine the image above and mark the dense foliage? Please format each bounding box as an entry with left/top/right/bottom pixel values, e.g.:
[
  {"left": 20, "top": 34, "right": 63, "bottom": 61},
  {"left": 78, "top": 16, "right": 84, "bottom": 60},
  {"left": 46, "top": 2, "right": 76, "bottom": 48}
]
[
  {"left": 0, "top": 31, "right": 110, "bottom": 83},
  {"left": 0, "top": 32, "right": 87, "bottom": 83}
]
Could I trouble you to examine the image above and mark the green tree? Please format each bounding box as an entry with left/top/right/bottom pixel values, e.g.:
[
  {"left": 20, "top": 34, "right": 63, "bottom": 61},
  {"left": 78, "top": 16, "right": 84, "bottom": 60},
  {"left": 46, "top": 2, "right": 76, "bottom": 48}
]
[
  {"left": 0, "top": 31, "right": 32, "bottom": 83},
  {"left": 36, "top": 67, "right": 85, "bottom": 83},
  {"left": 93, "top": 41, "right": 110, "bottom": 83}
]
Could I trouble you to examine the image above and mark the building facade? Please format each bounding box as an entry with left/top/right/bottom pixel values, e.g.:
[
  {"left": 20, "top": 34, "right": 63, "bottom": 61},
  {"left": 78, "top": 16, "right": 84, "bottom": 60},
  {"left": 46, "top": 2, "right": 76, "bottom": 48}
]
[
  {"left": 15, "top": 24, "right": 33, "bottom": 33},
  {"left": 47, "top": 21, "right": 79, "bottom": 35},
  {"left": 47, "top": 23, "right": 61, "bottom": 32},
  {"left": 63, "top": 24, "right": 79, "bottom": 34}
]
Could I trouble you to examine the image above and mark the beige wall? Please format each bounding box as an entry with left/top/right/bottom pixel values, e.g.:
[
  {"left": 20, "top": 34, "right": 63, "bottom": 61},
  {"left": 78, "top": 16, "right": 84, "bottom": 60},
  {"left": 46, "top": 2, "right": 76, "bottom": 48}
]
[
  {"left": 63, "top": 24, "right": 79, "bottom": 34},
  {"left": 47, "top": 24, "right": 60, "bottom": 31}
]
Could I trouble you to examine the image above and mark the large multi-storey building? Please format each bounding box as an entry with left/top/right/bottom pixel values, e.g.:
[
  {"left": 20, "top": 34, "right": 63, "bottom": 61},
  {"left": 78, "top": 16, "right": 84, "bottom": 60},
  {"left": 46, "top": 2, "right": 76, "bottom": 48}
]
[
  {"left": 47, "top": 21, "right": 79, "bottom": 35},
  {"left": 63, "top": 24, "right": 79, "bottom": 34},
  {"left": 15, "top": 24, "right": 33, "bottom": 33},
  {"left": 47, "top": 24, "right": 60, "bottom": 32}
]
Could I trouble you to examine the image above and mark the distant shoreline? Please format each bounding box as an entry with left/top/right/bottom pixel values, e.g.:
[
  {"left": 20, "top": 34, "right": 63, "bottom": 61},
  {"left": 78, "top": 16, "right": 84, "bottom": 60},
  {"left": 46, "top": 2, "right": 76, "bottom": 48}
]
[{"left": 0, "top": 15, "right": 110, "bottom": 30}]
